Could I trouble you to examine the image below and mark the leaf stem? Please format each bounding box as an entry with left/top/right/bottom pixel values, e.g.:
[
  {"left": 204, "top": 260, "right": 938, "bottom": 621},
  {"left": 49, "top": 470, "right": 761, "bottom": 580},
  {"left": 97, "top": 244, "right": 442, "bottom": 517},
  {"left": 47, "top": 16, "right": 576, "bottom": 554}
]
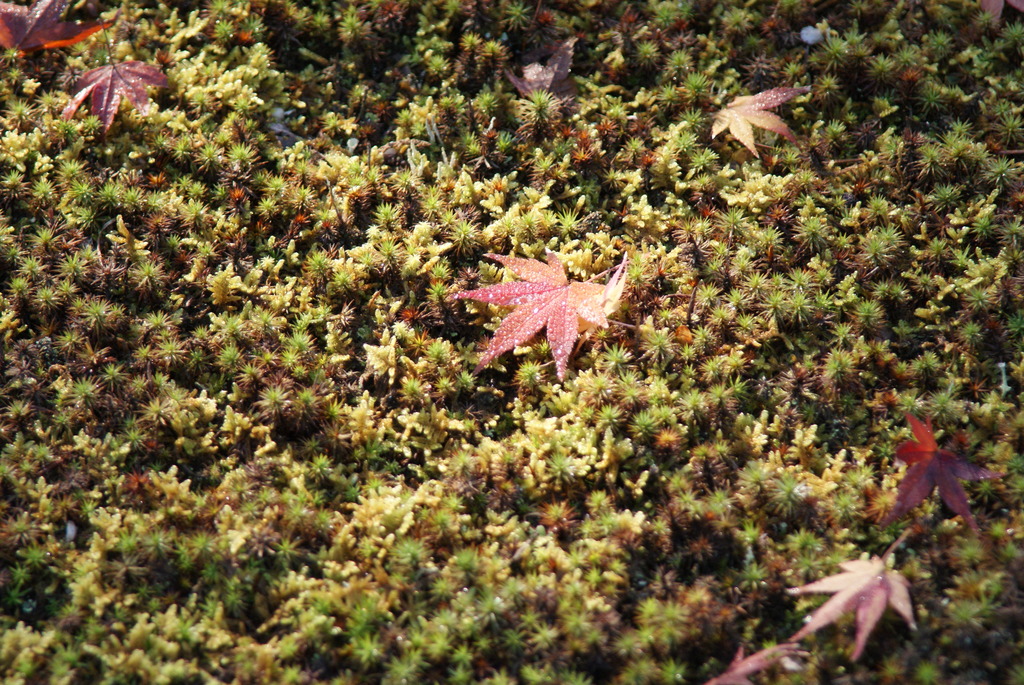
[
  {"left": 98, "top": 10, "right": 116, "bottom": 66},
  {"left": 881, "top": 528, "right": 912, "bottom": 561}
]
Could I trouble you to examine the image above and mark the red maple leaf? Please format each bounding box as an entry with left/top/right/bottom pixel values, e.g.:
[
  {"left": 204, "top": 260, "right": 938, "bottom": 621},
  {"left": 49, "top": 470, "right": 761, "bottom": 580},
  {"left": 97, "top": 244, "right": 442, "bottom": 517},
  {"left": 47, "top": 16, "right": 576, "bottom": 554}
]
[
  {"left": 452, "top": 251, "right": 627, "bottom": 380},
  {"left": 880, "top": 414, "right": 1002, "bottom": 532},
  {"left": 711, "top": 86, "right": 810, "bottom": 157},
  {"left": 0, "top": 0, "right": 112, "bottom": 53},
  {"left": 62, "top": 60, "right": 167, "bottom": 132},
  {"left": 788, "top": 556, "right": 915, "bottom": 661},
  {"left": 703, "top": 643, "right": 804, "bottom": 685}
]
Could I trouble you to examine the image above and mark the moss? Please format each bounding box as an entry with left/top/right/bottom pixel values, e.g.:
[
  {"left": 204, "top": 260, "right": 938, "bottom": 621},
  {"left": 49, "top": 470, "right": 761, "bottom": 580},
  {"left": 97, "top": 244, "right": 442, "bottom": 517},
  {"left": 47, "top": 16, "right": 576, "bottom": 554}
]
[{"left": 1, "top": 0, "right": 1023, "bottom": 681}]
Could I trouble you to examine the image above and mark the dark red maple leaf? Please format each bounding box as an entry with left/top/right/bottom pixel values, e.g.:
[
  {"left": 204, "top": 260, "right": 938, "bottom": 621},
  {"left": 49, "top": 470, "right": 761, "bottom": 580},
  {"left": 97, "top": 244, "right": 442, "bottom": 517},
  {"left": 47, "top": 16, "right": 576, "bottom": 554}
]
[
  {"left": 880, "top": 414, "right": 1002, "bottom": 532},
  {"left": 62, "top": 60, "right": 167, "bottom": 132},
  {"left": 506, "top": 38, "right": 577, "bottom": 98},
  {"left": 0, "top": 0, "right": 112, "bottom": 53},
  {"left": 703, "top": 643, "right": 804, "bottom": 685},
  {"left": 451, "top": 251, "right": 627, "bottom": 380},
  {"left": 788, "top": 555, "right": 915, "bottom": 660}
]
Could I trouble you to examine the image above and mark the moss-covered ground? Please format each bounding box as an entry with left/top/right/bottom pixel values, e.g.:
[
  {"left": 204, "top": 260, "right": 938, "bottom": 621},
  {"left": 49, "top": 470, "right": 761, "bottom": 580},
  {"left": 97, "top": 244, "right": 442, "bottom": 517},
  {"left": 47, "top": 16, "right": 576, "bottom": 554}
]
[{"left": 2, "top": 0, "right": 1024, "bottom": 682}]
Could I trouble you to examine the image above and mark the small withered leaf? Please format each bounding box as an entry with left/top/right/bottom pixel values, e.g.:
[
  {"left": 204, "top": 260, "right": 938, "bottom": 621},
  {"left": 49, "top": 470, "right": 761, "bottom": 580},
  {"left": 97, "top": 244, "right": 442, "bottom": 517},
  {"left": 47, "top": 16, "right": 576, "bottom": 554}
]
[
  {"left": 451, "top": 250, "right": 627, "bottom": 380},
  {"left": 62, "top": 60, "right": 167, "bottom": 132},
  {"left": 711, "top": 86, "right": 810, "bottom": 157},
  {"left": 788, "top": 556, "right": 915, "bottom": 661},
  {"left": 0, "top": 0, "right": 111, "bottom": 53},
  {"left": 506, "top": 37, "right": 577, "bottom": 98},
  {"left": 880, "top": 414, "right": 1002, "bottom": 532}
]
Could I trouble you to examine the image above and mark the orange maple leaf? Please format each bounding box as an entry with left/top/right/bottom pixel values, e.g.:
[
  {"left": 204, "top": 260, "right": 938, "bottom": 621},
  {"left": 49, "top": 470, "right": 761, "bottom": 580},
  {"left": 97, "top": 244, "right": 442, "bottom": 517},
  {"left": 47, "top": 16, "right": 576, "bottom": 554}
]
[
  {"left": 0, "top": 0, "right": 112, "bottom": 53},
  {"left": 62, "top": 60, "right": 167, "bottom": 132},
  {"left": 711, "top": 86, "right": 810, "bottom": 157},
  {"left": 452, "top": 251, "right": 628, "bottom": 380},
  {"left": 788, "top": 555, "right": 915, "bottom": 661}
]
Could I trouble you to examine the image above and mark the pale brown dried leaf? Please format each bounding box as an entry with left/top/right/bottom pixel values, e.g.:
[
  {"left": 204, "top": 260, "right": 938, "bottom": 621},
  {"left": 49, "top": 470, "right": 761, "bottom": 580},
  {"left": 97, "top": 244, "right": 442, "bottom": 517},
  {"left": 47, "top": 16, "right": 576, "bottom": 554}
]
[
  {"left": 981, "top": 0, "right": 1024, "bottom": 17},
  {"left": 506, "top": 38, "right": 577, "bottom": 98},
  {"left": 981, "top": 0, "right": 1004, "bottom": 16},
  {"left": 788, "top": 556, "right": 915, "bottom": 660},
  {"left": 711, "top": 86, "right": 810, "bottom": 157},
  {"left": 703, "top": 643, "right": 804, "bottom": 685}
]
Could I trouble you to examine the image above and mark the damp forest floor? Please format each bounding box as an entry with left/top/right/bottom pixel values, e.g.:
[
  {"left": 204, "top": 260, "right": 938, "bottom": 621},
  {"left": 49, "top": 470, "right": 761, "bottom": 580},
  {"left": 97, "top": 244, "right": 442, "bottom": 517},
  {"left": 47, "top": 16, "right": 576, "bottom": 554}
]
[{"left": 2, "top": 0, "right": 1024, "bottom": 683}]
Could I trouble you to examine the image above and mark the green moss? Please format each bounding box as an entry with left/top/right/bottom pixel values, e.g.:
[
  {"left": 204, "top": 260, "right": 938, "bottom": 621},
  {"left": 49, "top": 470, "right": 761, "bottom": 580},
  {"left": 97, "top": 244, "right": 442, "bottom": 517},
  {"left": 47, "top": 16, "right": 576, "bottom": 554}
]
[{"left": 0, "top": 0, "right": 1023, "bottom": 681}]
